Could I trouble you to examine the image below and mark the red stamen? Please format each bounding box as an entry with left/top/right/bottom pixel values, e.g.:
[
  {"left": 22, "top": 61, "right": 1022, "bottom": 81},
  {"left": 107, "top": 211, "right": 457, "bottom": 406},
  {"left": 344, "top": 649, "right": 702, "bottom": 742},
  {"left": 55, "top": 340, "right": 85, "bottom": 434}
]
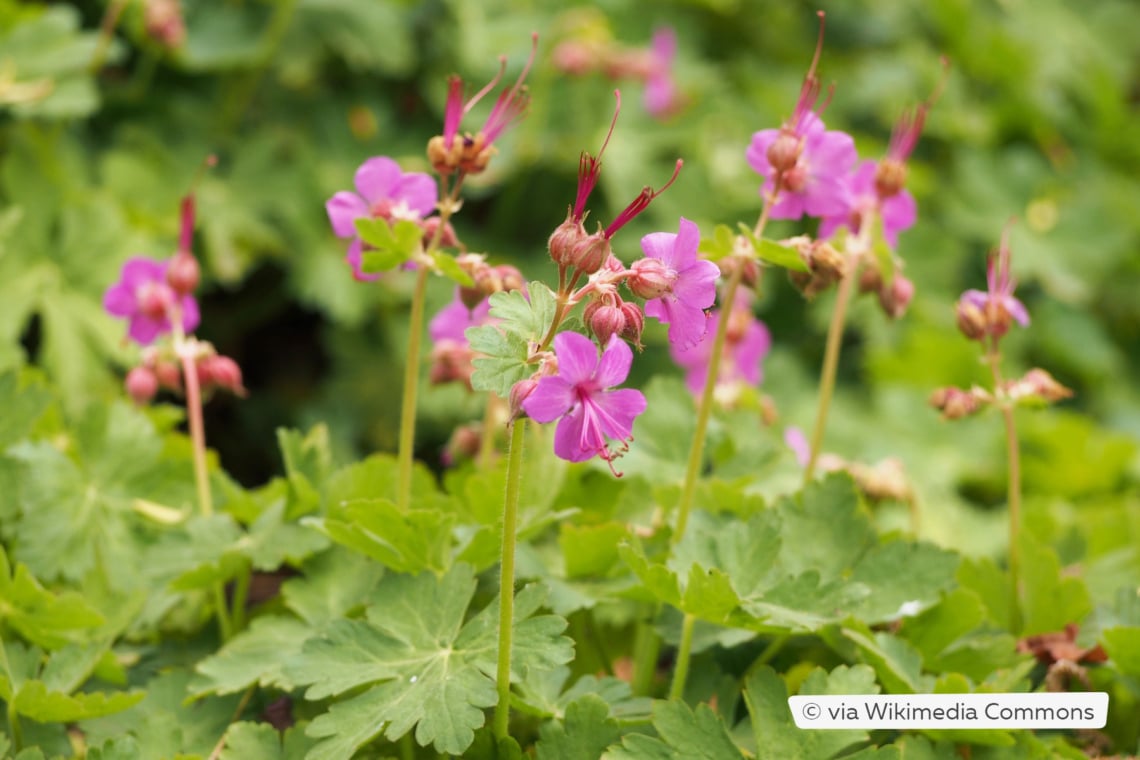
[
  {"left": 573, "top": 90, "right": 623, "bottom": 222},
  {"left": 603, "top": 159, "right": 683, "bottom": 239}
]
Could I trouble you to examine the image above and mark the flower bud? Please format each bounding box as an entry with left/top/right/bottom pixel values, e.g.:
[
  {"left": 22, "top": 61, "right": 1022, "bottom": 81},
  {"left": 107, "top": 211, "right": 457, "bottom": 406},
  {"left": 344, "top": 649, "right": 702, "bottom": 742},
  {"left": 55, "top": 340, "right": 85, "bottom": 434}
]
[
  {"left": 154, "top": 360, "right": 182, "bottom": 391},
  {"left": 199, "top": 355, "right": 247, "bottom": 397},
  {"left": 766, "top": 130, "right": 802, "bottom": 174},
  {"left": 782, "top": 164, "right": 809, "bottom": 192},
  {"left": 929, "top": 386, "right": 989, "bottom": 420},
  {"left": 858, "top": 264, "right": 883, "bottom": 294},
  {"left": 443, "top": 424, "right": 483, "bottom": 466},
  {"left": 569, "top": 231, "right": 611, "bottom": 275},
  {"left": 718, "top": 255, "right": 760, "bottom": 290},
  {"left": 619, "top": 302, "right": 644, "bottom": 348},
  {"left": 144, "top": 0, "right": 186, "bottom": 49},
  {"left": 421, "top": 216, "right": 459, "bottom": 249},
  {"left": 429, "top": 341, "right": 474, "bottom": 388},
  {"left": 509, "top": 378, "right": 539, "bottom": 421},
  {"left": 877, "top": 273, "right": 914, "bottom": 320},
  {"left": 496, "top": 265, "right": 525, "bottom": 293},
  {"left": 955, "top": 299, "right": 987, "bottom": 341},
  {"left": 137, "top": 282, "right": 172, "bottom": 320},
  {"left": 125, "top": 366, "right": 159, "bottom": 405},
  {"left": 587, "top": 303, "right": 626, "bottom": 345},
  {"left": 627, "top": 257, "right": 675, "bottom": 300},
  {"left": 810, "top": 241, "right": 846, "bottom": 282},
  {"left": 166, "top": 251, "right": 200, "bottom": 295},
  {"left": 548, "top": 216, "right": 587, "bottom": 267},
  {"left": 1006, "top": 368, "right": 1073, "bottom": 405}
]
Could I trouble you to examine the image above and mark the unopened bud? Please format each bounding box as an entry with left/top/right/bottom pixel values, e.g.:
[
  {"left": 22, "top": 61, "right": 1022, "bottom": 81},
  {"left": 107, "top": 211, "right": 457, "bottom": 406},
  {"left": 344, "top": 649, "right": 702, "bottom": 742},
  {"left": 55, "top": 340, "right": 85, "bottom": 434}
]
[
  {"left": 421, "top": 216, "right": 459, "bottom": 249},
  {"left": 782, "top": 164, "right": 809, "bottom": 192},
  {"left": 929, "top": 386, "right": 989, "bottom": 420},
  {"left": 956, "top": 299, "right": 987, "bottom": 341},
  {"left": 878, "top": 273, "right": 914, "bottom": 320},
  {"left": 1007, "top": 369, "right": 1074, "bottom": 405},
  {"left": 858, "top": 265, "right": 883, "bottom": 294},
  {"left": 166, "top": 251, "right": 200, "bottom": 295},
  {"left": 154, "top": 361, "right": 182, "bottom": 391},
  {"left": 587, "top": 303, "right": 626, "bottom": 345},
  {"left": 456, "top": 254, "right": 491, "bottom": 309},
  {"left": 766, "top": 130, "right": 802, "bottom": 174},
  {"left": 429, "top": 341, "right": 475, "bottom": 388},
  {"left": 125, "top": 366, "right": 159, "bottom": 405},
  {"left": 444, "top": 424, "right": 483, "bottom": 466},
  {"left": 810, "top": 242, "right": 846, "bottom": 282},
  {"left": 718, "top": 255, "right": 760, "bottom": 290},
  {"left": 548, "top": 216, "right": 587, "bottom": 267},
  {"left": 199, "top": 355, "right": 247, "bottom": 397},
  {"left": 627, "top": 257, "right": 675, "bottom": 300},
  {"left": 509, "top": 378, "right": 539, "bottom": 421},
  {"left": 569, "top": 232, "right": 611, "bottom": 275},
  {"left": 496, "top": 265, "right": 524, "bottom": 293},
  {"left": 619, "top": 302, "right": 644, "bottom": 348},
  {"left": 144, "top": 0, "right": 186, "bottom": 48}
]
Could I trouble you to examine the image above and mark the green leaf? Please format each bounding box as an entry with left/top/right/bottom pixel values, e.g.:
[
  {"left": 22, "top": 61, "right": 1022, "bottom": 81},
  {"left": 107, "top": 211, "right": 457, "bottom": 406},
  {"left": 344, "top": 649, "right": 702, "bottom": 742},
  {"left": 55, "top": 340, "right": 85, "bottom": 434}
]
[
  {"left": 244, "top": 499, "right": 329, "bottom": 571},
  {"left": 559, "top": 523, "right": 630, "bottom": 579},
  {"left": 1103, "top": 625, "right": 1140, "bottom": 678},
  {"left": 744, "top": 665, "right": 872, "bottom": 760},
  {"left": 846, "top": 542, "right": 960, "bottom": 623},
  {"left": 607, "top": 700, "right": 741, "bottom": 759},
  {"left": 0, "top": 548, "right": 105, "bottom": 649},
  {"left": 467, "top": 282, "right": 558, "bottom": 396},
  {"left": 11, "top": 680, "right": 143, "bottom": 723},
  {"left": 697, "top": 224, "right": 736, "bottom": 262},
  {"left": 0, "top": 7, "right": 104, "bottom": 119},
  {"left": 276, "top": 425, "right": 333, "bottom": 519},
  {"left": 841, "top": 623, "right": 931, "bottom": 694},
  {"left": 85, "top": 737, "right": 143, "bottom": 760},
  {"left": 743, "top": 227, "right": 809, "bottom": 272},
  {"left": 535, "top": 694, "right": 623, "bottom": 760},
  {"left": 189, "top": 615, "right": 312, "bottom": 697},
  {"left": 280, "top": 548, "right": 384, "bottom": 626},
  {"left": 0, "top": 370, "right": 52, "bottom": 449},
  {"left": 218, "top": 721, "right": 318, "bottom": 760},
  {"left": 430, "top": 250, "right": 474, "bottom": 286},
  {"left": 289, "top": 564, "right": 572, "bottom": 756},
  {"left": 1020, "top": 531, "right": 1092, "bottom": 636},
  {"left": 355, "top": 218, "right": 422, "bottom": 272},
  {"left": 313, "top": 498, "right": 454, "bottom": 574}
]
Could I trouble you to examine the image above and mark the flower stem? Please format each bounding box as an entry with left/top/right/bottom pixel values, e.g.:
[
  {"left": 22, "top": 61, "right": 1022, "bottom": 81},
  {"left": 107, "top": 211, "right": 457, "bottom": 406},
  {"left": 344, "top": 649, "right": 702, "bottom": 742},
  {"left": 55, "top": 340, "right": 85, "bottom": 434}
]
[
  {"left": 397, "top": 266, "right": 431, "bottom": 511},
  {"left": 804, "top": 270, "right": 856, "bottom": 483},
  {"left": 6, "top": 694, "right": 23, "bottom": 752},
  {"left": 493, "top": 418, "right": 526, "bottom": 740},
  {"left": 668, "top": 613, "right": 696, "bottom": 701},
  {"left": 630, "top": 616, "right": 661, "bottom": 696},
  {"left": 987, "top": 347, "right": 1022, "bottom": 633},
  {"left": 229, "top": 561, "right": 252, "bottom": 634},
  {"left": 180, "top": 353, "right": 214, "bottom": 518},
  {"left": 674, "top": 262, "right": 745, "bottom": 543}
]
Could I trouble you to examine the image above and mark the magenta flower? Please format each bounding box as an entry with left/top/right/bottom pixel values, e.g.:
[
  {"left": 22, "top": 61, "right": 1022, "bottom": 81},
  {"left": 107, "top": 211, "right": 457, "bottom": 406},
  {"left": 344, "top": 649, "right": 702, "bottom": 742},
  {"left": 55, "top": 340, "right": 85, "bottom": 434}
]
[
  {"left": 635, "top": 217, "right": 720, "bottom": 350},
  {"left": 746, "top": 113, "right": 857, "bottom": 220},
  {"left": 104, "top": 257, "right": 200, "bottom": 345},
  {"left": 644, "top": 27, "right": 680, "bottom": 119},
  {"left": 670, "top": 292, "right": 770, "bottom": 396},
  {"left": 522, "top": 332, "right": 647, "bottom": 466},
  {"left": 326, "top": 156, "right": 438, "bottom": 281},
  {"left": 429, "top": 289, "right": 493, "bottom": 344},
  {"left": 819, "top": 160, "right": 916, "bottom": 248},
  {"left": 959, "top": 226, "right": 1029, "bottom": 337}
]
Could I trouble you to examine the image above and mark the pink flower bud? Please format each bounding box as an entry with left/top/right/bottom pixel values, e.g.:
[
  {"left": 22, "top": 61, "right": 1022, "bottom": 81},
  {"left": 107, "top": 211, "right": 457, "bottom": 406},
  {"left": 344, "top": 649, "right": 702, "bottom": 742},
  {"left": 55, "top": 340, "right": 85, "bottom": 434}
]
[
  {"left": 766, "top": 130, "right": 802, "bottom": 174},
  {"left": 955, "top": 298, "right": 987, "bottom": 341},
  {"left": 929, "top": 386, "right": 989, "bottom": 420},
  {"left": 717, "top": 255, "right": 760, "bottom": 290},
  {"left": 496, "top": 264, "right": 525, "bottom": 293},
  {"left": 619, "top": 302, "right": 644, "bottom": 348},
  {"left": 125, "top": 366, "right": 159, "bottom": 405},
  {"left": 627, "top": 257, "right": 675, "bottom": 300},
  {"left": 154, "top": 361, "right": 182, "bottom": 391},
  {"left": 569, "top": 231, "right": 612, "bottom": 275},
  {"left": 144, "top": 0, "right": 186, "bottom": 49},
  {"left": 587, "top": 303, "right": 626, "bottom": 345},
  {"left": 878, "top": 273, "right": 914, "bottom": 320},
  {"left": 548, "top": 217, "right": 587, "bottom": 267},
  {"left": 444, "top": 424, "right": 483, "bottom": 466},
  {"left": 199, "top": 355, "right": 247, "bottom": 397},
  {"left": 421, "top": 216, "right": 459, "bottom": 249},
  {"left": 166, "top": 251, "right": 200, "bottom": 295},
  {"left": 509, "top": 377, "right": 539, "bottom": 421}
]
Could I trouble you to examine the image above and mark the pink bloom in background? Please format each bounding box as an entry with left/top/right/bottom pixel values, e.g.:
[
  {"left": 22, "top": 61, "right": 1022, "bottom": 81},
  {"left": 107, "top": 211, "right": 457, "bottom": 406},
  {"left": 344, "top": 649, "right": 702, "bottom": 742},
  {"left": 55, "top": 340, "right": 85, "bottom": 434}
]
[
  {"left": 644, "top": 27, "right": 680, "bottom": 118},
  {"left": 326, "top": 156, "right": 438, "bottom": 281},
  {"left": 959, "top": 226, "right": 1030, "bottom": 334},
  {"left": 523, "top": 332, "right": 647, "bottom": 465},
  {"left": 784, "top": 427, "right": 811, "bottom": 468},
  {"left": 819, "top": 159, "right": 916, "bottom": 247},
  {"left": 670, "top": 292, "right": 770, "bottom": 396},
  {"left": 429, "top": 289, "right": 493, "bottom": 344},
  {"left": 104, "top": 257, "right": 200, "bottom": 345},
  {"left": 635, "top": 217, "right": 719, "bottom": 350},
  {"left": 746, "top": 113, "right": 857, "bottom": 220}
]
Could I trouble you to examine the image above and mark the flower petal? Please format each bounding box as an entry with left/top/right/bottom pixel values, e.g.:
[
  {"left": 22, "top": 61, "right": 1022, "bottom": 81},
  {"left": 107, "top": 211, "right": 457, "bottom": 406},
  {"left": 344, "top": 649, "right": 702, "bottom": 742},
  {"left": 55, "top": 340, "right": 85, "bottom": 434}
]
[
  {"left": 393, "top": 172, "right": 439, "bottom": 218},
  {"left": 746, "top": 129, "right": 779, "bottom": 178},
  {"left": 672, "top": 259, "right": 718, "bottom": 310},
  {"left": 552, "top": 331, "right": 599, "bottom": 386},
  {"left": 326, "top": 192, "right": 369, "bottom": 238},
  {"left": 665, "top": 304, "right": 709, "bottom": 350},
  {"left": 594, "top": 335, "right": 633, "bottom": 389},
  {"left": 1004, "top": 296, "right": 1031, "bottom": 326},
  {"left": 354, "top": 157, "right": 402, "bottom": 205},
  {"left": 591, "top": 388, "right": 646, "bottom": 441},
  {"left": 553, "top": 406, "right": 594, "bottom": 462},
  {"left": 523, "top": 376, "right": 576, "bottom": 423},
  {"left": 345, "top": 239, "right": 381, "bottom": 283},
  {"left": 179, "top": 296, "right": 201, "bottom": 334},
  {"left": 103, "top": 283, "right": 136, "bottom": 317},
  {"left": 639, "top": 231, "right": 679, "bottom": 269}
]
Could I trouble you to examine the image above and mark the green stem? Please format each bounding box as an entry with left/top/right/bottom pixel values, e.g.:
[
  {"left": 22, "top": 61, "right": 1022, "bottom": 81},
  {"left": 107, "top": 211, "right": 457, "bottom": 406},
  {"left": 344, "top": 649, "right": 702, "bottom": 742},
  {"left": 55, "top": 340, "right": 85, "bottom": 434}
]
[
  {"left": 398, "top": 732, "right": 415, "bottom": 760},
  {"left": 674, "top": 263, "right": 745, "bottom": 543},
  {"left": 229, "top": 561, "right": 252, "bottom": 634},
  {"left": 397, "top": 266, "right": 431, "bottom": 510},
  {"left": 217, "top": 0, "right": 299, "bottom": 134},
  {"left": 493, "top": 419, "right": 526, "bottom": 740},
  {"left": 668, "top": 613, "right": 696, "bottom": 701},
  {"left": 212, "top": 583, "right": 233, "bottom": 643},
  {"left": 89, "top": 0, "right": 130, "bottom": 72},
  {"left": 803, "top": 271, "right": 856, "bottom": 483},
  {"left": 180, "top": 352, "right": 214, "bottom": 518},
  {"left": 987, "top": 348, "right": 1022, "bottom": 633},
  {"left": 630, "top": 617, "right": 661, "bottom": 696}
]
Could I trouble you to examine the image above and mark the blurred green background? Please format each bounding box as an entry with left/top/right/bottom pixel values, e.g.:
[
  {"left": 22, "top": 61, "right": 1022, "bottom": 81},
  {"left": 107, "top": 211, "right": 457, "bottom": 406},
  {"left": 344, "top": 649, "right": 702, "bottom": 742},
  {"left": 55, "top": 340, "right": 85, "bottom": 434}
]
[{"left": 2, "top": 0, "right": 1138, "bottom": 553}]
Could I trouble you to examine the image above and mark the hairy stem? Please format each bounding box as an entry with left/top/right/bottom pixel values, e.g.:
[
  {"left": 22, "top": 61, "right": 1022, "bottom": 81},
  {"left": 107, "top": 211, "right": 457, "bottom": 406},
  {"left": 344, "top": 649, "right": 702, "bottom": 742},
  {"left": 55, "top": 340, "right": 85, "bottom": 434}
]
[
  {"left": 804, "top": 271, "right": 856, "bottom": 483},
  {"left": 674, "top": 262, "right": 745, "bottom": 543},
  {"left": 396, "top": 266, "right": 431, "bottom": 510},
  {"left": 630, "top": 617, "right": 661, "bottom": 696},
  {"left": 668, "top": 613, "right": 697, "bottom": 701},
  {"left": 180, "top": 352, "right": 214, "bottom": 518},
  {"left": 987, "top": 348, "right": 1022, "bottom": 633},
  {"left": 493, "top": 419, "right": 527, "bottom": 740}
]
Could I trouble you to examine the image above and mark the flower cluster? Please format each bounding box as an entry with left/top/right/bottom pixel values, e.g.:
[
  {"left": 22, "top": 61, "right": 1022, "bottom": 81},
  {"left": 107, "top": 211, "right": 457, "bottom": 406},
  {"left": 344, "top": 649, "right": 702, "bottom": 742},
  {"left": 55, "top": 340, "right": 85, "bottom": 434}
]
[{"left": 670, "top": 290, "right": 770, "bottom": 401}]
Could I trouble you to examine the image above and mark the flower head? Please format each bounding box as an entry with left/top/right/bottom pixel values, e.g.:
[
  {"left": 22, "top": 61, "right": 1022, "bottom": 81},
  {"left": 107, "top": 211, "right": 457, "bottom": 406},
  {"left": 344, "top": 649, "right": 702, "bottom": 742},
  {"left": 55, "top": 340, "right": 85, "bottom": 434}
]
[
  {"left": 326, "top": 156, "right": 438, "bottom": 281},
  {"left": 819, "top": 160, "right": 916, "bottom": 248},
  {"left": 958, "top": 224, "right": 1029, "bottom": 340},
  {"left": 104, "top": 257, "right": 200, "bottom": 345},
  {"left": 522, "top": 332, "right": 647, "bottom": 470},
  {"left": 644, "top": 27, "right": 681, "bottom": 119},
  {"left": 429, "top": 288, "right": 493, "bottom": 344},
  {"left": 670, "top": 291, "right": 770, "bottom": 397},
  {"left": 635, "top": 217, "right": 719, "bottom": 350}
]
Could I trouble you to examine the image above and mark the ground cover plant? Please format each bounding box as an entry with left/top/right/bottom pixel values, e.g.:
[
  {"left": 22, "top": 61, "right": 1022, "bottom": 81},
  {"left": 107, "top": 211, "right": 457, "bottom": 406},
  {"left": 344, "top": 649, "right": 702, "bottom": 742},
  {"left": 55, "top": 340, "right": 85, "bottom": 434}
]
[{"left": 2, "top": 0, "right": 1140, "bottom": 757}]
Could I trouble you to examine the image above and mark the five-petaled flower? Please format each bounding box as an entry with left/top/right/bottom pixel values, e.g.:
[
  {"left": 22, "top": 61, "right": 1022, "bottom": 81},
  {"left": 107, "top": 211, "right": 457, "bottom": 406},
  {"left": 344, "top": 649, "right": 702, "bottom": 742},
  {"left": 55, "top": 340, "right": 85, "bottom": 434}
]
[
  {"left": 326, "top": 156, "right": 438, "bottom": 282},
  {"left": 104, "top": 257, "right": 200, "bottom": 345},
  {"left": 819, "top": 159, "right": 917, "bottom": 248},
  {"left": 522, "top": 332, "right": 647, "bottom": 469},
  {"left": 957, "top": 225, "right": 1029, "bottom": 340},
  {"left": 670, "top": 291, "right": 770, "bottom": 398},
  {"left": 633, "top": 216, "right": 720, "bottom": 350}
]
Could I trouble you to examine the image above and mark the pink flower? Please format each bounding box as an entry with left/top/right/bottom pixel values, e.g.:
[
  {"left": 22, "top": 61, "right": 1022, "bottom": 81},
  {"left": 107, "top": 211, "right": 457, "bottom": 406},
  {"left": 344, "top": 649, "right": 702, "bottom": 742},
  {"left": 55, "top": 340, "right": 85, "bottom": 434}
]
[
  {"left": 104, "top": 257, "right": 200, "bottom": 345},
  {"left": 644, "top": 27, "right": 680, "bottom": 119},
  {"left": 670, "top": 292, "right": 770, "bottom": 396},
  {"left": 634, "top": 217, "right": 720, "bottom": 350},
  {"left": 326, "top": 157, "right": 438, "bottom": 282},
  {"left": 746, "top": 113, "right": 857, "bottom": 220},
  {"left": 429, "top": 289, "right": 493, "bottom": 344},
  {"left": 522, "top": 332, "right": 647, "bottom": 466},
  {"left": 819, "top": 160, "right": 916, "bottom": 247},
  {"left": 958, "top": 225, "right": 1029, "bottom": 338}
]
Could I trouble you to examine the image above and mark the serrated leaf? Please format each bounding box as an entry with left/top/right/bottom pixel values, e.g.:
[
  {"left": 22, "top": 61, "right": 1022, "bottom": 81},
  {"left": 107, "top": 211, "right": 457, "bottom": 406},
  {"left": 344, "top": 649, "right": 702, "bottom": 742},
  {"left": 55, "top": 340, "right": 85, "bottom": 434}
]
[
  {"left": 276, "top": 425, "right": 333, "bottom": 519},
  {"left": 744, "top": 665, "right": 869, "bottom": 760},
  {"left": 1103, "top": 625, "right": 1140, "bottom": 677},
  {"left": 218, "top": 721, "right": 318, "bottom": 760},
  {"left": 697, "top": 224, "right": 735, "bottom": 262},
  {"left": 739, "top": 225, "right": 809, "bottom": 272},
  {"left": 0, "top": 371, "right": 52, "bottom": 449},
  {"left": 12, "top": 680, "right": 143, "bottom": 722},
  {"left": 559, "top": 523, "right": 629, "bottom": 578},
  {"left": 355, "top": 218, "right": 421, "bottom": 272},
  {"left": 430, "top": 250, "right": 474, "bottom": 286},
  {"left": 846, "top": 542, "right": 959, "bottom": 623},
  {"left": 0, "top": 548, "right": 104, "bottom": 649},
  {"left": 289, "top": 565, "right": 572, "bottom": 756},
  {"left": 842, "top": 623, "right": 930, "bottom": 694},
  {"left": 1019, "top": 531, "right": 1091, "bottom": 636},
  {"left": 85, "top": 736, "right": 143, "bottom": 760},
  {"left": 281, "top": 548, "right": 384, "bottom": 626},
  {"left": 244, "top": 499, "right": 329, "bottom": 571},
  {"left": 606, "top": 700, "right": 741, "bottom": 760},
  {"left": 535, "top": 694, "right": 623, "bottom": 760},
  {"left": 190, "top": 615, "right": 312, "bottom": 697},
  {"left": 313, "top": 498, "right": 454, "bottom": 574},
  {"left": 468, "top": 326, "right": 532, "bottom": 395}
]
